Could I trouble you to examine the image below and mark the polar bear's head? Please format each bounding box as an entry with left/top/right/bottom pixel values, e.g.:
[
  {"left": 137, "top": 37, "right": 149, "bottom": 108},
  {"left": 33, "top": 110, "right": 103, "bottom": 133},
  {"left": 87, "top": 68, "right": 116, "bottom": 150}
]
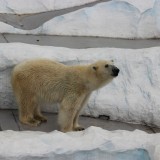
[
  {"left": 92, "top": 60, "right": 119, "bottom": 77},
  {"left": 90, "top": 60, "right": 119, "bottom": 89}
]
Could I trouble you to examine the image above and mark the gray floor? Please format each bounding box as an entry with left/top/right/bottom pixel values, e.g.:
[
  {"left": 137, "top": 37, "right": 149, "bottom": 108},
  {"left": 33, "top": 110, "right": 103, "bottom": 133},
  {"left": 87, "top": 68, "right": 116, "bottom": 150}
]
[
  {"left": 0, "top": 34, "right": 160, "bottom": 49},
  {"left": 0, "top": 109, "right": 159, "bottom": 133}
]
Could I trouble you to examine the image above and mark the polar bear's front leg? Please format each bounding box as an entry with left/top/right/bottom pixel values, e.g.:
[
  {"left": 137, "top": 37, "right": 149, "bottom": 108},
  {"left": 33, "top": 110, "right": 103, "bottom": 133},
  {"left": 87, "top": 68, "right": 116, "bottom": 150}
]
[
  {"left": 73, "top": 93, "right": 91, "bottom": 131},
  {"left": 58, "top": 94, "right": 86, "bottom": 132}
]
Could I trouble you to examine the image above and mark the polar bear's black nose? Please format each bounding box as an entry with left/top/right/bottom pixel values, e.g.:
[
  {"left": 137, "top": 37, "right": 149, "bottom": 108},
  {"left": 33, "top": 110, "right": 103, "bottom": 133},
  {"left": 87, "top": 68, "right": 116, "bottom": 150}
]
[{"left": 112, "top": 66, "right": 120, "bottom": 77}]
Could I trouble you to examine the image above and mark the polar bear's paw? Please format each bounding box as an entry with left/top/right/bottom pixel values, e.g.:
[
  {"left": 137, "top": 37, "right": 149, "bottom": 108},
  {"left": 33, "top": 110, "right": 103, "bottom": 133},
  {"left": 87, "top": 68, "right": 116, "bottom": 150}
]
[{"left": 74, "top": 126, "right": 85, "bottom": 131}]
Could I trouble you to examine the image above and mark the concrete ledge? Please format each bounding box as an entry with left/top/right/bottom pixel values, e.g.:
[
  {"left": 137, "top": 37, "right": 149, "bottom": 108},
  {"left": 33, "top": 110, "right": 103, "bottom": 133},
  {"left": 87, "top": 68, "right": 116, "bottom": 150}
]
[
  {"left": 1, "top": 109, "right": 159, "bottom": 133},
  {"left": 2, "top": 34, "right": 160, "bottom": 49}
]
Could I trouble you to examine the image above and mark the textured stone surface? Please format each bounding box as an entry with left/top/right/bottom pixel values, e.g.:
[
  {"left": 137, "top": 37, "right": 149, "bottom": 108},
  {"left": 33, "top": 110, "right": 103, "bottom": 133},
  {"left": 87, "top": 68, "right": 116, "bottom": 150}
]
[
  {"left": 0, "top": 0, "right": 99, "bottom": 14},
  {"left": 0, "top": 0, "right": 160, "bottom": 38},
  {"left": 0, "top": 127, "right": 159, "bottom": 160}
]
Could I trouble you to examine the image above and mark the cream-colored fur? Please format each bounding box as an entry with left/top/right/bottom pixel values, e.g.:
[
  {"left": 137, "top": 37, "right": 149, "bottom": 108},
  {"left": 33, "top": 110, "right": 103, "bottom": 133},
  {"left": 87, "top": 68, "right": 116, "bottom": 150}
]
[{"left": 11, "top": 59, "right": 119, "bottom": 132}]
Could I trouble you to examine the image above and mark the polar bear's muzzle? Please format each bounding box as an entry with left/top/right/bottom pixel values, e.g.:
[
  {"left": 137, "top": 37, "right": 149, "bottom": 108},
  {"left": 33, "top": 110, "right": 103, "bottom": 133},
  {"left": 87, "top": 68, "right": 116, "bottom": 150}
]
[{"left": 111, "top": 66, "right": 120, "bottom": 77}]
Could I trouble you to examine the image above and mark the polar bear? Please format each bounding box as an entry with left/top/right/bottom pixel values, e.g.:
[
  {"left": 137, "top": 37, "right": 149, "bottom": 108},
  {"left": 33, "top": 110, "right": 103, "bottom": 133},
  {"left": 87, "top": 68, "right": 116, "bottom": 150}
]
[{"left": 11, "top": 59, "right": 119, "bottom": 132}]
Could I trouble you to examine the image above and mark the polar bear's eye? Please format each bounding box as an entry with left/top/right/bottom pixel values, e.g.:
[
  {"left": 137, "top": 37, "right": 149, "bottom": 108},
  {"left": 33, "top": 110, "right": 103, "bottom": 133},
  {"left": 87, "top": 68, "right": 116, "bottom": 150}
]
[
  {"left": 93, "top": 66, "right": 97, "bottom": 70},
  {"left": 105, "top": 64, "right": 109, "bottom": 68}
]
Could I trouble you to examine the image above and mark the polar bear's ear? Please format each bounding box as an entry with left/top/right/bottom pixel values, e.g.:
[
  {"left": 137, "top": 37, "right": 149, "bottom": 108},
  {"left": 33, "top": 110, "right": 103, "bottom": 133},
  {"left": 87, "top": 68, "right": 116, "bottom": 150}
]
[{"left": 93, "top": 66, "right": 97, "bottom": 71}]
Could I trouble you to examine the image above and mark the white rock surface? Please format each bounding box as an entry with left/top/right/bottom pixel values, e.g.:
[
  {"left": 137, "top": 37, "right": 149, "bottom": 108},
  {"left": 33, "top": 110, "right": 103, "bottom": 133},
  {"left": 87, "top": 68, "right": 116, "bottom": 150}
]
[
  {"left": 30, "top": 1, "right": 140, "bottom": 38},
  {"left": 114, "top": 0, "right": 155, "bottom": 13},
  {"left": 0, "top": 0, "right": 160, "bottom": 38},
  {"left": 0, "top": 0, "right": 99, "bottom": 14},
  {"left": 0, "top": 43, "right": 160, "bottom": 128},
  {"left": 137, "top": 0, "right": 160, "bottom": 38},
  {"left": 0, "top": 126, "right": 159, "bottom": 160}
]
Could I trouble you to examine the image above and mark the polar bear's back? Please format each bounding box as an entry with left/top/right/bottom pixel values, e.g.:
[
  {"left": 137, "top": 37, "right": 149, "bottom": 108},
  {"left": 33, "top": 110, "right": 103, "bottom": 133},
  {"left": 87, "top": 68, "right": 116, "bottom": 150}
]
[
  {"left": 13, "top": 59, "right": 65, "bottom": 74},
  {"left": 11, "top": 59, "right": 69, "bottom": 102},
  {"left": 11, "top": 59, "right": 86, "bottom": 103}
]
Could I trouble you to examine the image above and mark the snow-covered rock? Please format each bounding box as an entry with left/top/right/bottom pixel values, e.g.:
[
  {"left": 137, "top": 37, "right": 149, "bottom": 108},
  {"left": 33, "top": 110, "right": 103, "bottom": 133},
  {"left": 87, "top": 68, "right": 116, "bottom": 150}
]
[
  {"left": 137, "top": 0, "right": 160, "bottom": 38},
  {"left": 0, "top": 0, "right": 99, "bottom": 14},
  {"left": 114, "top": 0, "right": 155, "bottom": 13},
  {"left": 0, "top": 126, "right": 159, "bottom": 160},
  {"left": 29, "top": 1, "right": 140, "bottom": 38},
  {"left": 1, "top": 43, "right": 160, "bottom": 128},
  {"left": 0, "top": 0, "right": 160, "bottom": 38}
]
